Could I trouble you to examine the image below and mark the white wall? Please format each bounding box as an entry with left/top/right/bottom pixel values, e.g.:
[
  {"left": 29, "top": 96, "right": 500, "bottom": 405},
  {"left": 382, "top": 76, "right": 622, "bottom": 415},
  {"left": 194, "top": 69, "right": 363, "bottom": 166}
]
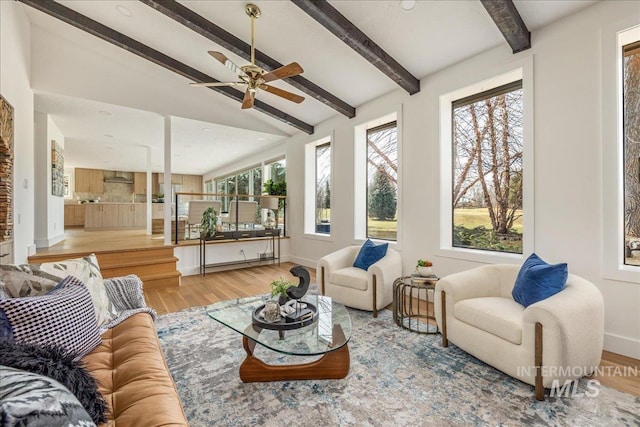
[
  {"left": 0, "top": 2, "right": 35, "bottom": 263},
  {"left": 34, "top": 112, "right": 65, "bottom": 248},
  {"left": 219, "top": 1, "right": 640, "bottom": 358}
]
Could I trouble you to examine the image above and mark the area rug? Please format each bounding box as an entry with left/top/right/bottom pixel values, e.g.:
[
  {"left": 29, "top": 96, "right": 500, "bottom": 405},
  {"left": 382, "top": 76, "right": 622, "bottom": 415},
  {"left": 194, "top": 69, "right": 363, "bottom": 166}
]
[{"left": 156, "top": 307, "right": 639, "bottom": 426}]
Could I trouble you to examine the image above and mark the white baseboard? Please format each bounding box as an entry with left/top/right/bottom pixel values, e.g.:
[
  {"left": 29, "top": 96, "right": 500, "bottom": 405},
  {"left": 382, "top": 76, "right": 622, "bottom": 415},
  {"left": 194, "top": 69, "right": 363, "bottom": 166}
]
[
  {"left": 604, "top": 332, "right": 640, "bottom": 360},
  {"left": 287, "top": 255, "right": 317, "bottom": 270},
  {"left": 34, "top": 234, "right": 65, "bottom": 249}
]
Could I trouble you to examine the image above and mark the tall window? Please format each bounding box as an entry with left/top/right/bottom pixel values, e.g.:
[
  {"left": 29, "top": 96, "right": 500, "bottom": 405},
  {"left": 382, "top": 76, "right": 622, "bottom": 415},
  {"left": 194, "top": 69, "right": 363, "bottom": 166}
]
[
  {"left": 315, "top": 142, "right": 331, "bottom": 234},
  {"left": 624, "top": 40, "right": 640, "bottom": 266},
  {"left": 451, "top": 80, "right": 524, "bottom": 254},
  {"left": 266, "top": 158, "right": 286, "bottom": 186},
  {"left": 367, "top": 122, "right": 398, "bottom": 241}
]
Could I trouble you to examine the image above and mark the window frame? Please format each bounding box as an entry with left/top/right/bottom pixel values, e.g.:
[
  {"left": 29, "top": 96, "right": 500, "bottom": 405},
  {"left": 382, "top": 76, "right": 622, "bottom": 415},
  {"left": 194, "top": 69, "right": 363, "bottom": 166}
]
[
  {"left": 603, "top": 23, "right": 640, "bottom": 283},
  {"left": 438, "top": 61, "right": 534, "bottom": 264},
  {"left": 354, "top": 107, "right": 403, "bottom": 249},
  {"left": 304, "top": 134, "right": 334, "bottom": 240}
]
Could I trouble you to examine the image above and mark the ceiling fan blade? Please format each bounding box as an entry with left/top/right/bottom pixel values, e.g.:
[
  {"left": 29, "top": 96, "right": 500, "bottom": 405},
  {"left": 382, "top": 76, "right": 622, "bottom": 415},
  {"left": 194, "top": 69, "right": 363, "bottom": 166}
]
[
  {"left": 259, "top": 84, "right": 305, "bottom": 104},
  {"left": 190, "top": 81, "right": 244, "bottom": 87},
  {"left": 241, "top": 88, "right": 255, "bottom": 109},
  {"left": 262, "top": 62, "right": 303, "bottom": 83},
  {"left": 208, "top": 51, "right": 248, "bottom": 77}
]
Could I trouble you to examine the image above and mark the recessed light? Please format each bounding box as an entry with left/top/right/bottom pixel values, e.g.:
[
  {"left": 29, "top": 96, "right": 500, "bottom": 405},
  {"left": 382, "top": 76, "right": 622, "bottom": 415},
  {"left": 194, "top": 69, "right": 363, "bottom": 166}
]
[
  {"left": 202, "top": 128, "right": 212, "bottom": 132},
  {"left": 116, "top": 5, "right": 132, "bottom": 17},
  {"left": 98, "top": 110, "right": 112, "bottom": 116},
  {"left": 258, "top": 137, "right": 265, "bottom": 141},
  {"left": 104, "top": 134, "right": 113, "bottom": 138},
  {"left": 105, "top": 146, "right": 114, "bottom": 150},
  {"left": 400, "top": 0, "right": 416, "bottom": 11}
]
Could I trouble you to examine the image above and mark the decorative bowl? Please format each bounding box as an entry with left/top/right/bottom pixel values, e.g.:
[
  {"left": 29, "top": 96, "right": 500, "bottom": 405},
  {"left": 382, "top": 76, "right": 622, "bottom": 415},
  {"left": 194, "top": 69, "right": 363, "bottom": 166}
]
[{"left": 417, "top": 266, "right": 433, "bottom": 277}]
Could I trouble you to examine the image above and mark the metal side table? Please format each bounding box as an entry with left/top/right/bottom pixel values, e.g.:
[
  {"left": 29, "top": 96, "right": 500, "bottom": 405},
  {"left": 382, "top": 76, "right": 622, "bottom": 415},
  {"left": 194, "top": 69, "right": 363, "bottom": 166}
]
[{"left": 393, "top": 275, "right": 439, "bottom": 334}]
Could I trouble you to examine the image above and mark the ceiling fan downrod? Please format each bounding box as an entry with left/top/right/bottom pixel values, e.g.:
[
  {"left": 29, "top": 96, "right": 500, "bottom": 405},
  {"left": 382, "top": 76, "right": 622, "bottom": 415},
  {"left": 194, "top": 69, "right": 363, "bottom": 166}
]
[{"left": 245, "top": 4, "right": 261, "bottom": 66}]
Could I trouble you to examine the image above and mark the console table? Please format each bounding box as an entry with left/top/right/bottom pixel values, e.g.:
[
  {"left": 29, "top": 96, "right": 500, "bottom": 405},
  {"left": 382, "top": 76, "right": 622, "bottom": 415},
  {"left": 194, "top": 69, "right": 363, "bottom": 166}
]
[{"left": 199, "top": 228, "right": 281, "bottom": 275}]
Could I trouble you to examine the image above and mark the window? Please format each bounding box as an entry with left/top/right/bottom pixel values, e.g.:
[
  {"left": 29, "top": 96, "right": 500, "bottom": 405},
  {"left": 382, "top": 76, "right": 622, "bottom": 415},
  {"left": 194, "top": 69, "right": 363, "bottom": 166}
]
[
  {"left": 451, "top": 81, "right": 524, "bottom": 254},
  {"left": 366, "top": 122, "right": 398, "bottom": 241},
  {"left": 315, "top": 143, "right": 331, "bottom": 234},
  {"left": 623, "top": 39, "right": 640, "bottom": 267},
  {"left": 266, "top": 158, "right": 286, "bottom": 186},
  {"left": 305, "top": 138, "right": 332, "bottom": 236},
  {"left": 214, "top": 164, "right": 273, "bottom": 212}
]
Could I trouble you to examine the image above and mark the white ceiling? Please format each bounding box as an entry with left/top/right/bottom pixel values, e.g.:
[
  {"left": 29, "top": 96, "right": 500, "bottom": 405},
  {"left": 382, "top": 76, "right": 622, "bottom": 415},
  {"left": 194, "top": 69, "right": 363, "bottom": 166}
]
[{"left": 22, "top": 0, "right": 597, "bottom": 175}]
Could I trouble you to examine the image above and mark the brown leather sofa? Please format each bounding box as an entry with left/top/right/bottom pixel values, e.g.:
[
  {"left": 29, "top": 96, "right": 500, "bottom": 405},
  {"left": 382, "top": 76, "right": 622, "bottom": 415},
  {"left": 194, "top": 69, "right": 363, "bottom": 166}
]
[{"left": 82, "top": 312, "right": 189, "bottom": 426}]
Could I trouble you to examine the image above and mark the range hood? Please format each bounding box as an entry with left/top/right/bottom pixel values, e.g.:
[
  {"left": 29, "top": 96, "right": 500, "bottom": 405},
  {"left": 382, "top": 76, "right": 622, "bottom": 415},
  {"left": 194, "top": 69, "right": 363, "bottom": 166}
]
[{"left": 104, "top": 172, "right": 133, "bottom": 184}]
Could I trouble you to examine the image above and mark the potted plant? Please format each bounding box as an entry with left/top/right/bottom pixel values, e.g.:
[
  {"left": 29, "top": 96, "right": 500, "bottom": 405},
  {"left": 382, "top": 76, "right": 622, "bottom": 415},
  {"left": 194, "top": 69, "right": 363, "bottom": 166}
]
[
  {"left": 416, "top": 259, "right": 433, "bottom": 277},
  {"left": 263, "top": 179, "right": 286, "bottom": 209},
  {"left": 200, "top": 207, "right": 218, "bottom": 239},
  {"left": 270, "top": 277, "right": 293, "bottom": 305}
]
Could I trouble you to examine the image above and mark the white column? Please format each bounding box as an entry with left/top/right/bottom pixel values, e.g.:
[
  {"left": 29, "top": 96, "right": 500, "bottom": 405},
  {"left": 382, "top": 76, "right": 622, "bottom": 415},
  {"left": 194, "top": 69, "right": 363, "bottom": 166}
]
[
  {"left": 163, "top": 116, "right": 172, "bottom": 244},
  {"left": 146, "top": 146, "right": 152, "bottom": 235}
]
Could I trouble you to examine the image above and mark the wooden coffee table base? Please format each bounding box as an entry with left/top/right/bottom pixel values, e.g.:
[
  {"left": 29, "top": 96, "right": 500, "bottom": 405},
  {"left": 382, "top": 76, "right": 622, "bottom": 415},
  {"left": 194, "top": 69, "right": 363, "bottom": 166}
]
[{"left": 239, "top": 325, "right": 350, "bottom": 383}]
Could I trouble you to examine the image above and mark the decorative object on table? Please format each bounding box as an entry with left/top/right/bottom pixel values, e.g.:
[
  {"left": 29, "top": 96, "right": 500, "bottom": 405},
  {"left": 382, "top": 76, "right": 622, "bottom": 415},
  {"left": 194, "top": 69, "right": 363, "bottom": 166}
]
[
  {"left": 263, "top": 179, "right": 287, "bottom": 227},
  {"left": 262, "top": 300, "right": 281, "bottom": 323},
  {"left": 252, "top": 299, "right": 317, "bottom": 331},
  {"left": 416, "top": 258, "right": 433, "bottom": 276},
  {"left": 285, "top": 265, "right": 311, "bottom": 300},
  {"left": 199, "top": 207, "right": 218, "bottom": 239},
  {"left": 260, "top": 196, "right": 278, "bottom": 229},
  {"left": 269, "top": 277, "right": 293, "bottom": 305}
]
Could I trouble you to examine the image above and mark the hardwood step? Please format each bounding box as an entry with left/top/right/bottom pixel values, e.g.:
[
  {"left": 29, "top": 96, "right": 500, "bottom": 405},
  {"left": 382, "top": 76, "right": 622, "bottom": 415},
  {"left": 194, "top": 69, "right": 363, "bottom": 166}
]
[
  {"left": 138, "top": 271, "right": 182, "bottom": 289},
  {"left": 28, "top": 246, "right": 181, "bottom": 289}
]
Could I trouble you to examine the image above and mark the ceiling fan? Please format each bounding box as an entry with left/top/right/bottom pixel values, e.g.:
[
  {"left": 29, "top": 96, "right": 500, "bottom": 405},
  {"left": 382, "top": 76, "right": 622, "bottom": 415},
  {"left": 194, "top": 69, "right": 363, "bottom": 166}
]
[{"left": 191, "top": 4, "right": 305, "bottom": 110}]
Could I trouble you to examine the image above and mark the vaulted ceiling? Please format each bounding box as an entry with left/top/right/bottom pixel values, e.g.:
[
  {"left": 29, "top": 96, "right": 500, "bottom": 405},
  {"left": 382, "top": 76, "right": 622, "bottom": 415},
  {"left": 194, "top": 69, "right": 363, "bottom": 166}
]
[{"left": 19, "top": 0, "right": 596, "bottom": 174}]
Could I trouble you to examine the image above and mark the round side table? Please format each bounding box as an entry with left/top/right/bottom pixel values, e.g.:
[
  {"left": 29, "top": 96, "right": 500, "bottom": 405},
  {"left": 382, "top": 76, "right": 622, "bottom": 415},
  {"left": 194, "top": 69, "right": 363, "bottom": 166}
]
[{"left": 393, "top": 276, "right": 439, "bottom": 334}]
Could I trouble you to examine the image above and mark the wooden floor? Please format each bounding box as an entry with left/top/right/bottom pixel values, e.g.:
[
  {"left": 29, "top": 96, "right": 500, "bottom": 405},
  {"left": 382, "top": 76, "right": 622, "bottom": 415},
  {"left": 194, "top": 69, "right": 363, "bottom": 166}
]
[{"left": 37, "top": 229, "right": 640, "bottom": 398}]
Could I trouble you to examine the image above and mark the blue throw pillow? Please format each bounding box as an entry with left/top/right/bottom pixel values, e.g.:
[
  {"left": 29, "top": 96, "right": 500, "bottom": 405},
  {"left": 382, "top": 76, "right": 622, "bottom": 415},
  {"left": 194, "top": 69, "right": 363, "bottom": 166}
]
[
  {"left": 0, "top": 308, "right": 13, "bottom": 343},
  {"left": 512, "top": 253, "right": 568, "bottom": 307},
  {"left": 353, "top": 239, "right": 389, "bottom": 270}
]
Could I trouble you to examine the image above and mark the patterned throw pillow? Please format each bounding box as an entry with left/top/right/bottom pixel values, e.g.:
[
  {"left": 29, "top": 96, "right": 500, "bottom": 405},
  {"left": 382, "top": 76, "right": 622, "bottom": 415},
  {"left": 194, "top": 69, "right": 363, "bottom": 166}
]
[
  {"left": 0, "top": 276, "right": 102, "bottom": 359},
  {"left": 0, "top": 253, "right": 119, "bottom": 326},
  {"left": 0, "top": 365, "right": 95, "bottom": 427}
]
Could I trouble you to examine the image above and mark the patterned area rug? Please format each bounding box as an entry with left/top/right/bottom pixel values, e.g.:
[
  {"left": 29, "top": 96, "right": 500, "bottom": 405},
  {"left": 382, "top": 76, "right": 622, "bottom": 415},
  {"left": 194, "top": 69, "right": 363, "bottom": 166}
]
[{"left": 156, "top": 307, "right": 639, "bottom": 426}]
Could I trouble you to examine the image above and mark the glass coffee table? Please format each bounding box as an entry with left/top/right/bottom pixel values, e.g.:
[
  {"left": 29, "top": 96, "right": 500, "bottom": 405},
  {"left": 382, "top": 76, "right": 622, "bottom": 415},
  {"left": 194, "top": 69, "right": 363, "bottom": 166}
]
[{"left": 206, "top": 294, "right": 351, "bottom": 383}]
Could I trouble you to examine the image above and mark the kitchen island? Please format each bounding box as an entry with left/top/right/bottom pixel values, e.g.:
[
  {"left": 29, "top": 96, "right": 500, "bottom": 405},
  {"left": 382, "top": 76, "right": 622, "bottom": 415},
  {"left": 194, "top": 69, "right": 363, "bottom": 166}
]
[{"left": 84, "top": 203, "right": 146, "bottom": 231}]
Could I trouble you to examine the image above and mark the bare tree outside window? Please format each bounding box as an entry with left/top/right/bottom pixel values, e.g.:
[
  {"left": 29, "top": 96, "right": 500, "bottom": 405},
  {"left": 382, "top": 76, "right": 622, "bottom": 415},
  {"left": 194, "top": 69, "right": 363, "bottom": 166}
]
[
  {"left": 452, "top": 81, "right": 524, "bottom": 253},
  {"left": 315, "top": 143, "right": 331, "bottom": 234},
  {"left": 624, "top": 41, "right": 640, "bottom": 266},
  {"left": 367, "top": 122, "right": 398, "bottom": 241}
]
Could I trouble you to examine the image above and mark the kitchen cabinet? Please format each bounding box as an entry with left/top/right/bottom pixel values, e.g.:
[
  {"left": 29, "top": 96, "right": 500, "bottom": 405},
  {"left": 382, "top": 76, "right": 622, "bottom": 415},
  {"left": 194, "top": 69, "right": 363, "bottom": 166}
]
[
  {"left": 84, "top": 203, "right": 146, "bottom": 230},
  {"left": 158, "top": 173, "right": 183, "bottom": 185},
  {"left": 152, "top": 203, "right": 164, "bottom": 219},
  {"left": 64, "top": 205, "right": 85, "bottom": 227},
  {"left": 134, "top": 172, "right": 148, "bottom": 194},
  {"left": 75, "top": 168, "right": 104, "bottom": 193}
]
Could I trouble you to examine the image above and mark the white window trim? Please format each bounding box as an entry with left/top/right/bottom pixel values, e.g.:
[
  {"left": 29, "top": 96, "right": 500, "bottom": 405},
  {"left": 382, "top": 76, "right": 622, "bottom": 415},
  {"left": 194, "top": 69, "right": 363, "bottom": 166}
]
[
  {"left": 304, "top": 132, "right": 334, "bottom": 240},
  {"left": 603, "top": 23, "right": 640, "bottom": 284},
  {"left": 353, "top": 106, "right": 403, "bottom": 250},
  {"left": 437, "top": 57, "right": 534, "bottom": 264}
]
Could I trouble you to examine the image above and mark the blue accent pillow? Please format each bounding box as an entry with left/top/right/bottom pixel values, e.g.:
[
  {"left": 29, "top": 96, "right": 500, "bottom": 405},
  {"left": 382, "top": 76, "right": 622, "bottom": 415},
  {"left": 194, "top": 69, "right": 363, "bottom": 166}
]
[
  {"left": 0, "top": 308, "right": 13, "bottom": 343},
  {"left": 512, "top": 253, "right": 568, "bottom": 307},
  {"left": 353, "top": 239, "right": 389, "bottom": 270}
]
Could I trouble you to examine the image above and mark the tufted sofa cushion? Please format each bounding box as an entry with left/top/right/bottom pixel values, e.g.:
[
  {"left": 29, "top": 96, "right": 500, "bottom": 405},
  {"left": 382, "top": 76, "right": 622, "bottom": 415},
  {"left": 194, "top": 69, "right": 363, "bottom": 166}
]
[{"left": 82, "top": 312, "right": 188, "bottom": 427}]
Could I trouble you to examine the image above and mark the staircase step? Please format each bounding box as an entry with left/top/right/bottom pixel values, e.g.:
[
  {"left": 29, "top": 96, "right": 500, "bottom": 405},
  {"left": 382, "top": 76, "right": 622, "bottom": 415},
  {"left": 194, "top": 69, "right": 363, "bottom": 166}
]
[{"left": 138, "top": 271, "right": 182, "bottom": 289}]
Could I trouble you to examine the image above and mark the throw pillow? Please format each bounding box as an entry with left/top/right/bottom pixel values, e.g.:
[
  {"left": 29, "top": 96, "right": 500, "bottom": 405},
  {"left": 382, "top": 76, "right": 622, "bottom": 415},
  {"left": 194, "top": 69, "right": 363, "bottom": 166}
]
[
  {"left": 0, "top": 341, "right": 107, "bottom": 424},
  {"left": 0, "top": 365, "right": 96, "bottom": 427},
  {"left": 0, "top": 308, "right": 13, "bottom": 343},
  {"left": 0, "top": 276, "right": 102, "bottom": 359},
  {"left": 353, "top": 239, "right": 389, "bottom": 270},
  {"left": 0, "top": 254, "right": 119, "bottom": 326},
  {"left": 512, "top": 253, "right": 568, "bottom": 307}
]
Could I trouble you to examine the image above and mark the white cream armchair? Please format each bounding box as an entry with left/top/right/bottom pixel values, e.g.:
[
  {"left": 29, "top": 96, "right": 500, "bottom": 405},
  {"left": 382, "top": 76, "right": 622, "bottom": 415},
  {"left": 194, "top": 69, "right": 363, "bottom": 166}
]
[
  {"left": 434, "top": 264, "right": 604, "bottom": 400},
  {"left": 317, "top": 246, "right": 402, "bottom": 317}
]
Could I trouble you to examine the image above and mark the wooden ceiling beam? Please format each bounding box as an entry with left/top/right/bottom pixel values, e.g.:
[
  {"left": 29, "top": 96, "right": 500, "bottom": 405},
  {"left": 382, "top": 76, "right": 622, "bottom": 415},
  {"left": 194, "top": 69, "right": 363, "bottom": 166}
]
[
  {"left": 480, "top": 0, "right": 531, "bottom": 53},
  {"left": 18, "top": 0, "right": 314, "bottom": 134},
  {"left": 291, "top": 0, "right": 420, "bottom": 95},
  {"left": 140, "top": 0, "right": 356, "bottom": 119}
]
